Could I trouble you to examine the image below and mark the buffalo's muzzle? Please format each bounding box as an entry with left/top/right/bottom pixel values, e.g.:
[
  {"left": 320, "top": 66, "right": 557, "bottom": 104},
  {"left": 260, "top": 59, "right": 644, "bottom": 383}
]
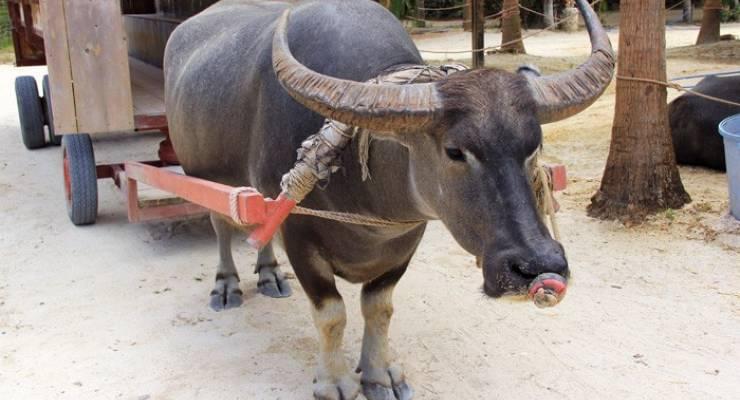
[{"left": 481, "top": 239, "right": 569, "bottom": 298}]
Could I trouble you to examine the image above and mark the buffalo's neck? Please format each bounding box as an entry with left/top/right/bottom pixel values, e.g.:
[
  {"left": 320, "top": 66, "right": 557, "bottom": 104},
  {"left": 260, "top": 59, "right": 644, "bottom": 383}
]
[{"left": 304, "top": 136, "right": 435, "bottom": 224}]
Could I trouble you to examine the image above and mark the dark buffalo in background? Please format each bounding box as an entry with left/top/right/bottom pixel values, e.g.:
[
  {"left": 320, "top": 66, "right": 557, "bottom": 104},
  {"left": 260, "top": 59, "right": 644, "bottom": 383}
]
[{"left": 669, "top": 75, "right": 740, "bottom": 172}]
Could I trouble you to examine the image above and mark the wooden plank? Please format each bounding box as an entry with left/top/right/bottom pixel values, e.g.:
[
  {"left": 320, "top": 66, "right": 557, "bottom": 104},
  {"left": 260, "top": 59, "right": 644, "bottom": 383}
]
[
  {"left": 157, "top": 0, "right": 219, "bottom": 19},
  {"left": 123, "top": 14, "right": 181, "bottom": 67},
  {"left": 129, "top": 57, "right": 165, "bottom": 115},
  {"left": 30, "top": 3, "right": 42, "bottom": 31},
  {"left": 129, "top": 58, "right": 164, "bottom": 100},
  {"left": 39, "top": 0, "right": 77, "bottom": 133},
  {"left": 131, "top": 88, "right": 164, "bottom": 115},
  {"left": 64, "top": 0, "right": 134, "bottom": 134},
  {"left": 120, "top": 0, "right": 155, "bottom": 14}
]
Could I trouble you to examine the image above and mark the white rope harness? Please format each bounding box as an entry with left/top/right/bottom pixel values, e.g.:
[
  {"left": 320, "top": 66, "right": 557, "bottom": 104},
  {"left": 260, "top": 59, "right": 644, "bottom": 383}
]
[
  {"left": 279, "top": 64, "right": 468, "bottom": 203},
  {"left": 229, "top": 64, "right": 561, "bottom": 240},
  {"left": 229, "top": 186, "right": 254, "bottom": 225}
]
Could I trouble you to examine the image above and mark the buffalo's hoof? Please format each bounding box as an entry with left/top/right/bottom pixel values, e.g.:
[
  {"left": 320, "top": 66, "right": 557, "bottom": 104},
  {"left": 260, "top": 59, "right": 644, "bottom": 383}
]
[
  {"left": 361, "top": 365, "right": 413, "bottom": 400},
  {"left": 257, "top": 264, "right": 292, "bottom": 298},
  {"left": 209, "top": 275, "right": 243, "bottom": 311},
  {"left": 313, "top": 375, "right": 360, "bottom": 400}
]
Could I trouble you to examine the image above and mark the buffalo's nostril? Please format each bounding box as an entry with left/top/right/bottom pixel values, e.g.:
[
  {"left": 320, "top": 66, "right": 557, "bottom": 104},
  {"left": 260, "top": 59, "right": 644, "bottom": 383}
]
[
  {"left": 508, "top": 257, "right": 538, "bottom": 278},
  {"left": 534, "top": 251, "right": 568, "bottom": 277},
  {"left": 481, "top": 242, "right": 569, "bottom": 298},
  {"left": 517, "top": 241, "right": 569, "bottom": 278},
  {"left": 511, "top": 254, "right": 566, "bottom": 277}
]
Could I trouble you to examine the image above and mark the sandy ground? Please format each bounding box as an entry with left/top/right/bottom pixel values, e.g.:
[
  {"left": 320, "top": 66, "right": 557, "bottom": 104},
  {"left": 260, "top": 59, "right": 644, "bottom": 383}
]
[
  {"left": 1, "top": 28, "right": 740, "bottom": 400},
  {"left": 414, "top": 22, "right": 740, "bottom": 60}
]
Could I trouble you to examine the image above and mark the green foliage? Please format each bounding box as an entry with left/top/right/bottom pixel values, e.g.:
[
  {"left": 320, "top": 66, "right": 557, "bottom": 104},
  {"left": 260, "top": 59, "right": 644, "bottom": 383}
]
[
  {"left": 0, "top": 0, "right": 12, "bottom": 49},
  {"left": 720, "top": 7, "right": 740, "bottom": 22},
  {"left": 719, "top": 0, "right": 739, "bottom": 21},
  {"left": 388, "top": 0, "right": 414, "bottom": 18}
]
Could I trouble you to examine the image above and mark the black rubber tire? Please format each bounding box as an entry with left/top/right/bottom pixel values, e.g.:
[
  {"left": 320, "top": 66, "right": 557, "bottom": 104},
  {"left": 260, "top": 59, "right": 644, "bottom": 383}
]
[
  {"left": 15, "top": 76, "right": 46, "bottom": 150},
  {"left": 62, "top": 134, "right": 98, "bottom": 225},
  {"left": 43, "top": 75, "right": 61, "bottom": 146}
]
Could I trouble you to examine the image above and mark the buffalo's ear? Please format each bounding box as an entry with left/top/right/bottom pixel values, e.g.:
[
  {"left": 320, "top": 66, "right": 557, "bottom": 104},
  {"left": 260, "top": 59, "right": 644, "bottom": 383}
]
[{"left": 517, "top": 64, "right": 542, "bottom": 78}]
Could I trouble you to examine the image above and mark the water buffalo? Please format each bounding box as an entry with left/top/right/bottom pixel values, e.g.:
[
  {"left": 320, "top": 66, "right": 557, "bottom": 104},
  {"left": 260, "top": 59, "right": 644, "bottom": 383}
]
[
  {"left": 164, "top": 0, "right": 614, "bottom": 398},
  {"left": 669, "top": 75, "right": 740, "bottom": 172}
]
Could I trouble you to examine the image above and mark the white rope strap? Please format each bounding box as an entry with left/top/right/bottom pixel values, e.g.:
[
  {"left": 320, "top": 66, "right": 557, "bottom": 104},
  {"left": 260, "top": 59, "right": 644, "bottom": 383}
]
[
  {"left": 529, "top": 153, "right": 561, "bottom": 241},
  {"left": 227, "top": 65, "right": 563, "bottom": 236},
  {"left": 229, "top": 186, "right": 254, "bottom": 225},
  {"left": 537, "top": 166, "right": 561, "bottom": 241},
  {"left": 292, "top": 206, "right": 422, "bottom": 227}
]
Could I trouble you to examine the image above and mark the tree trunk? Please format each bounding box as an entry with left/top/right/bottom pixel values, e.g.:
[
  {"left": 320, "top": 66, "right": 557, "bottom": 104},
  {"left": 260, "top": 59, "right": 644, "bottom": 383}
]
[
  {"left": 560, "top": 0, "right": 579, "bottom": 32},
  {"left": 682, "top": 0, "right": 693, "bottom": 23},
  {"left": 501, "top": 0, "right": 526, "bottom": 53},
  {"left": 472, "top": 0, "right": 485, "bottom": 68},
  {"left": 588, "top": 0, "right": 690, "bottom": 222},
  {"left": 463, "top": 1, "right": 472, "bottom": 31},
  {"left": 696, "top": 0, "right": 722, "bottom": 44},
  {"left": 415, "top": 0, "right": 426, "bottom": 28},
  {"left": 543, "top": 0, "right": 554, "bottom": 27}
]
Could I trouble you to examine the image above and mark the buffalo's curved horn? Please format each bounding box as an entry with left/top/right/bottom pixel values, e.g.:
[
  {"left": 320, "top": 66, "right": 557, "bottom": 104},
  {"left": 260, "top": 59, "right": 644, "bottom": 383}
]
[
  {"left": 525, "top": 0, "right": 616, "bottom": 124},
  {"left": 272, "top": 10, "right": 443, "bottom": 132}
]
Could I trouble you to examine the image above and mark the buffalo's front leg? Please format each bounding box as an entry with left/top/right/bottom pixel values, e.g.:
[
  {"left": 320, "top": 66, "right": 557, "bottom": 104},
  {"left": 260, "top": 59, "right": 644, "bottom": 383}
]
[
  {"left": 287, "top": 244, "right": 360, "bottom": 400},
  {"left": 311, "top": 296, "right": 360, "bottom": 400},
  {"left": 358, "top": 264, "right": 413, "bottom": 400},
  {"left": 209, "top": 213, "right": 243, "bottom": 310},
  {"left": 255, "top": 241, "right": 292, "bottom": 298}
]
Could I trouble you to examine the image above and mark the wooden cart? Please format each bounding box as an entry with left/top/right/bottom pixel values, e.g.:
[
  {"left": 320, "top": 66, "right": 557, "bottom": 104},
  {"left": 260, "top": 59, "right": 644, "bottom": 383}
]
[
  {"left": 12, "top": 0, "right": 221, "bottom": 224},
  {"left": 14, "top": 1, "right": 172, "bottom": 147},
  {"left": 9, "top": 0, "right": 301, "bottom": 247},
  {"left": 10, "top": 0, "right": 567, "bottom": 249}
]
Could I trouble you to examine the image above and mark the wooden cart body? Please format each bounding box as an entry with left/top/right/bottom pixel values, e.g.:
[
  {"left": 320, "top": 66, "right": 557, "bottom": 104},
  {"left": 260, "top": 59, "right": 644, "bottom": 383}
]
[
  {"left": 11, "top": 0, "right": 566, "bottom": 246},
  {"left": 41, "top": 0, "right": 167, "bottom": 135},
  {"left": 9, "top": 0, "right": 302, "bottom": 245}
]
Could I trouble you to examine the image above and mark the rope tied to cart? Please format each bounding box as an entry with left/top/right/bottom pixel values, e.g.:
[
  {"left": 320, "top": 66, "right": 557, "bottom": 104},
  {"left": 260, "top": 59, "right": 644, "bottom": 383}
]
[
  {"left": 616, "top": 76, "right": 740, "bottom": 108},
  {"left": 229, "top": 64, "right": 563, "bottom": 240}
]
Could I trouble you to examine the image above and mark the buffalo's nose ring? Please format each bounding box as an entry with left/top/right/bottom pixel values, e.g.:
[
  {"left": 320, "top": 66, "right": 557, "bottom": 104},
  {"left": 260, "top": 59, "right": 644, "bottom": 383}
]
[{"left": 528, "top": 273, "right": 568, "bottom": 308}]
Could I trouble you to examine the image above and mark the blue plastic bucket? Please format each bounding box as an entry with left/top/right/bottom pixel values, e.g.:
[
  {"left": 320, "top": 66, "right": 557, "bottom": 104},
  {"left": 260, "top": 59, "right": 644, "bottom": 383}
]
[{"left": 719, "top": 114, "right": 740, "bottom": 220}]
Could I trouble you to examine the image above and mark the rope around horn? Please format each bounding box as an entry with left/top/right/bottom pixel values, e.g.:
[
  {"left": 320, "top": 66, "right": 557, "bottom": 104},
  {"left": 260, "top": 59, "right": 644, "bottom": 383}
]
[{"left": 230, "top": 64, "right": 562, "bottom": 240}]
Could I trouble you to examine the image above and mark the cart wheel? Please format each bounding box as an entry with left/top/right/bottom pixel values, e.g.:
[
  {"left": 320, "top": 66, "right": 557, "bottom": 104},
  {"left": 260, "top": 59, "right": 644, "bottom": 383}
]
[
  {"left": 62, "top": 134, "right": 98, "bottom": 225},
  {"left": 43, "top": 75, "right": 61, "bottom": 146},
  {"left": 15, "top": 76, "right": 46, "bottom": 150}
]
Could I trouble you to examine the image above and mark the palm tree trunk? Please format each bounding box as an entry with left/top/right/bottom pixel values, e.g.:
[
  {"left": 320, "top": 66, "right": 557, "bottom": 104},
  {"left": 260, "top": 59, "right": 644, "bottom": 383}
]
[
  {"left": 682, "top": 0, "right": 693, "bottom": 23},
  {"left": 696, "top": 0, "right": 722, "bottom": 44},
  {"left": 543, "top": 0, "right": 554, "bottom": 27},
  {"left": 463, "top": 1, "right": 472, "bottom": 31},
  {"left": 588, "top": 0, "right": 690, "bottom": 222},
  {"left": 501, "top": 0, "right": 526, "bottom": 53}
]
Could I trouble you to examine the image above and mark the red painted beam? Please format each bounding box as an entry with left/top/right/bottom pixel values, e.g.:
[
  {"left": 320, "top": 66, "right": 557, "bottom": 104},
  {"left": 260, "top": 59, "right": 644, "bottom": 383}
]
[
  {"left": 124, "top": 162, "right": 270, "bottom": 225},
  {"left": 544, "top": 164, "right": 568, "bottom": 192},
  {"left": 123, "top": 162, "right": 297, "bottom": 247}
]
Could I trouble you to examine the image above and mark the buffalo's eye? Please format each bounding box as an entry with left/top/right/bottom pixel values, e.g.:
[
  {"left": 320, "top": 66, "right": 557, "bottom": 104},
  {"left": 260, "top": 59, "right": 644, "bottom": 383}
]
[{"left": 445, "top": 147, "right": 466, "bottom": 162}]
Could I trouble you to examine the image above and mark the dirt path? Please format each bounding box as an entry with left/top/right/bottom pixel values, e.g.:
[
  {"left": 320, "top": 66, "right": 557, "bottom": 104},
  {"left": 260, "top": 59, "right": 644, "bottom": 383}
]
[
  {"left": 1, "top": 31, "right": 739, "bottom": 400},
  {"left": 414, "top": 22, "right": 740, "bottom": 61}
]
